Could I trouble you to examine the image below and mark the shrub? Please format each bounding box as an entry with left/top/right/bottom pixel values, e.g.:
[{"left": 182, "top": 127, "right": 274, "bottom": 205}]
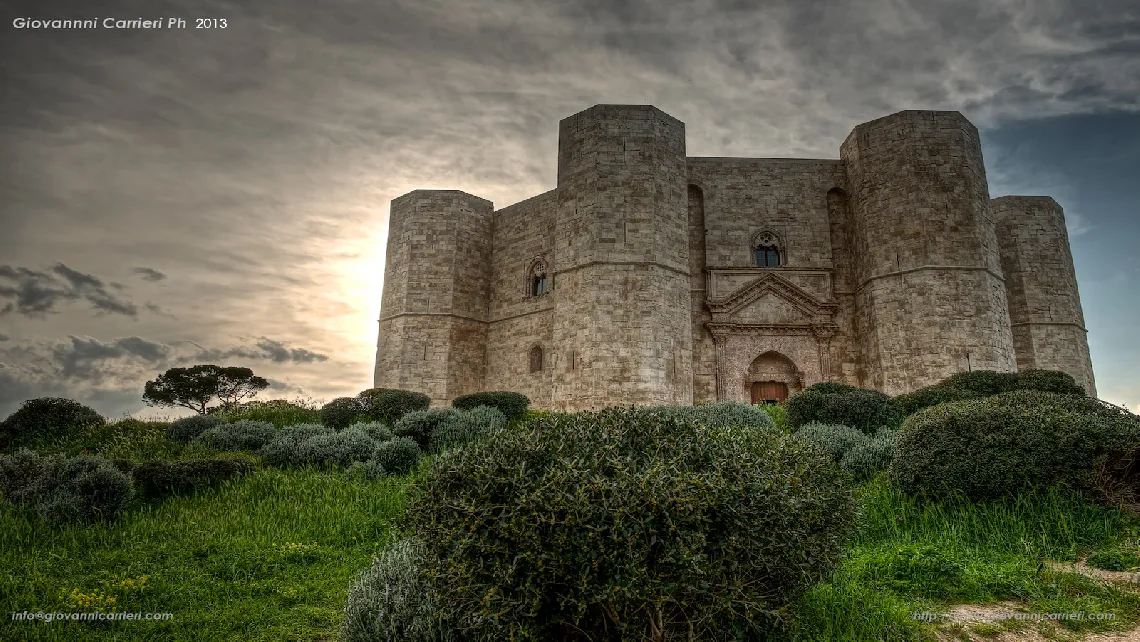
[
  {"left": 404, "top": 407, "right": 856, "bottom": 640},
  {"left": 212, "top": 398, "right": 322, "bottom": 427},
  {"left": 1016, "top": 369, "right": 1086, "bottom": 395},
  {"left": 133, "top": 459, "right": 254, "bottom": 498},
  {"left": 785, "top": 388, "right": 899, "bottom": 433},
  {"left": 450, "top": 391, "right": 529, "bottom": 422},
  {"left": 194, "top": 420, "right": 277, "bottom": 452},
  {"left": 296, "top": 428, "right": 377, "bottom": 468},
  {"left": 393, "top": 409, "right": 460, "bottom": 450},
  {"left": 346, "top": 459, "right": 388, "bottom": 481},
  {"left": 793, "top": 422, "right": 868, "bottom": 460},
  {"left": 427, "top": 406, "right": 507, "bottom": 454},
  {"left": 840, "top": 428, "right": 898, "bottom": 482},
  {"left": 0, "top": 398, "right": 105, "bottom": 449},
  {"left": 321, "top": 397, "right": 366, "bottom": 429},
  {"left": 891, "top": 385, "right": 982, "bottom": 418},
  {"left": 756, "top": 403, "right": 788, "bottom": 431},
  {"left": 9, "top": 453, "right": 134, "bottom": 523},
  {"left": 937, "top": 370, "right": 1019, "bottom": 396},
  {"left": 166, "top": 414, "right": 224, "bottom": 445},
  {"left": 651, "top": 401, "right": 776, "bottom": 432},
  {"left": 357, "top": 388, "right": 431, "bottom": 424},
  {"left": 890, "top": 390, "right": 1140, "bottom": 502},
  {"left": 803, "top": 382, "right": 860, "bottom": 395},
  {"left": 258, "top": 423, "right": 336, "bottom": 468},
  {"left": 348, "top": 421, "right": 394, "bottom": 443},
  {"left": 341, "top": 537, "right": 455, "bottom": 642},
  {"left": 372, "top": 437, "right": 421, "bottom": 477},
  {"left": 0, "top": 448, "right": 53, "bottom": 497}
]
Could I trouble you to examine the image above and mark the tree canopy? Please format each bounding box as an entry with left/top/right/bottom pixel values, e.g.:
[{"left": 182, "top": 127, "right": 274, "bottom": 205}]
[{"left": 143, "top": 365, "right": 269, "bottom": 415}]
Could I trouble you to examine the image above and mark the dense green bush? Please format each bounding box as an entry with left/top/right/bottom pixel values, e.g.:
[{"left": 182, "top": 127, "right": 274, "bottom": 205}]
[
  {"left": 0, "top": 398, "right": 105, "bottom": 449},
  {"left": 890, "top": 390, "right": 1140, "bottom": 502},
  {"left": 258, "top": 423, "right": 334, "bottom": 468},
  {"left": 755, "top": 403, "right": 788, "bottom": 431},
  {"left": 211, "top": 398, "right": 322, "bottom": 427},
  {"left": 793, "top": 422, "right": 868, "bottom": 460},
  {"left": 320, "top": 397, "right": 366, "bottom": 429},
  {"left": 840, "top": 428, "right": 898, "bottom": 482},
  {"left": 1016, "top": 368, "right": 1086, "bottom": 395},
  {"left": 393, "top": 409, "right": 460, "bottom": 450},
  {"left": 651, "top": 400, "right": 776, "bottom": 432},
  {"left": 194, "top": 420, "right": 277, "bottom": 452},
  {"left": 450, "top": 391, "right": 529, "bottom": 422},
  {"left": 166, "top": 414, "right": 224, "bottom": 445},
  {"left": 937, "top": 370, "right": 1019, "bottom": 396},
  {"left": 403, "top": 407, "right": 855, "bottom": 640},
  {"left": 345, "top": 459, "right": 388, "bottom": 481},
  {"left": 803, "top": 382, "right": 860, "bottom": 395},
  {"left": 427, "top": 406, "right": 507, "bottom": 454},
  {"left": 133, "top": 459, "right": 254, "bottom": 498},
  {"left": 0, "top": 451, "right": 134, "bottom": 523},
  {"left": 296, "top": 428, "right": 377, "bottom": 468},
  {"left": 785, "top": 388, "right": 899, "bottom": 433},
  {"left": 891, "top": 385, "right": 982, "bottom": 418},
  {"left": 357, "top": 388, "right": 431, "bottom": 424},
  {"left": 347, "top": 421, "right": 394, "bottom": 444},
  {"left": 341, "top": 537, "right": 455, "bottom": 642},
  {"left": 373, "top": 437, "right": 421, "bottom": 477}
]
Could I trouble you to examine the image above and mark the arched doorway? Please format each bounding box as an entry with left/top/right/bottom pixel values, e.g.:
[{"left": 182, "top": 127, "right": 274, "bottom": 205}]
[{"left": 746, "top": 351, "right": 800, "bottom": 404}]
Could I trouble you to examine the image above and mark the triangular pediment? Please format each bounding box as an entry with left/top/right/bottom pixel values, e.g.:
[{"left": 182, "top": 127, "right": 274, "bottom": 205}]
[{"left": 707, "top": 273, "right": 835, "bottom": 323}]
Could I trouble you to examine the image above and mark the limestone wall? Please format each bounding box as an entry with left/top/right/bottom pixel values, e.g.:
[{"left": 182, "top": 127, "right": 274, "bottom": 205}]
[
  {"left": 374, "top": 190, "right": 494, "bottom": 406},
  {"left": 993, "top": 196, "right": 1096, "bottom": 396},
  {"left": 551, "top": 105, "right": 693, "bottom": 409},
  {"left": 841, "top": 111, "right": 1016, "bottom": 394}
]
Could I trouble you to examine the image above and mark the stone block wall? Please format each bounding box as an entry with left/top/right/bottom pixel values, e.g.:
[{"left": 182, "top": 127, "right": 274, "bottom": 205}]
[
  {"left": 841, "top": 111, "right": 1016, "bottom": 394},
  {"left": 993, "top": 196, "right": 1096, "bottom": 396}
]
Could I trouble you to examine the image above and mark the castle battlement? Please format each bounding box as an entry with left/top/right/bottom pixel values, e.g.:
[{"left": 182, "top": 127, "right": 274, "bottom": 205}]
[{"left": 375, "top": 105, "right": 1095, "bottom": 410}]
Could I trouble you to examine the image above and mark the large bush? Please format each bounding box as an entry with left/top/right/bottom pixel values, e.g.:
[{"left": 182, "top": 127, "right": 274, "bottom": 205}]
[
  {"left": 785, "top": 387, "right": 899, "bottom": 434},
  {"left": 937, "top": 370, "right": 1019, "bottom": 396},
  {"left": 0, "top": 398, "right": 105, "bottom": 449},
  {"left": 793, "top": 422, "right": 868, "bottom": 460},
  {"left": 296, "top": 428, "right": 377, "bottom": 468},
  {"left": 357, "top": 388, "right": 431, "bottom": 424},
  {"left": 194, "top": 420, "right": 277, "bottom": 452},
  {"left": 373, "top": 437, "right": 421, "bottom": 477},
  {"left": 0, "top": 451, "right": 134, "bottom": 523},
  {"left": 653, "top": 400, "right": 776, "bottom": 432},
  {"left": 341, "top": 537, "right": 455, "bottom": 642},
  {"left": 258, "top": 423, "right": 334, "bottom": 468},
  {"left": 321, "top": 397, "right": 366, "bottom": 429},
  {"left": 212, "top": 398, "right": 322, "bottom": 427},
  {"left": 891, "top": 385, "right": 982, "bottom": 418},
  {"left": 393, "top": 409, "right": 461, "bottom": 450},
  {"left": 133, "top": 459, "right": 254, "bottom": 498},
  {"left": 793, "top": 423, "right": 897, "bottom": 482},
  {"left": 166, "top": 414, "right": 224, "bottom": 445},
  {"left": 1016, "top": 369, "right": 1086, "bottom": 395},
  {"left": 348, "top": 421, "right": 394, "bottom": 443},
  {"left": 427, "top": 406, "right": 507, "bottom": 454},
  {"left": 451, "top": 391, "right": 529, "bottom": 422},
  {"left": 890, "top": 390, "right": 1140, "bottom": 502},
  {"left": 403, "top": 407, "right": 855, "bottom": 640}
]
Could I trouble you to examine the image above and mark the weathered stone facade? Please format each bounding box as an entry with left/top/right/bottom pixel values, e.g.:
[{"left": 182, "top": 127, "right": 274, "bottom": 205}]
[{"left": 375, "top": 105, "right": 1096, "bottom": 409}]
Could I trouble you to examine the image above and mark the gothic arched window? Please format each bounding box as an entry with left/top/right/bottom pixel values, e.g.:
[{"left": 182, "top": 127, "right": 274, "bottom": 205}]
[
  {"left": 527, "top": 258, "right": 550, "bottom": 297},
  {"left": 529, "top": 345, "right": 544, "bottom": 373},
  {"left": 751, "top": 231, "right": 784, "bottom": 267}
]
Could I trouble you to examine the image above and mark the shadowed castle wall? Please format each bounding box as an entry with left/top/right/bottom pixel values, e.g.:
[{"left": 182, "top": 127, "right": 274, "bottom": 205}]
[
  {"left": 551, "top": 105, "right": 693, "bottom": 409},
  {"left": 373, "top": 190, "right": 493, "bottom": 406},
  {"left": 841, "top": 111, "right": 1016, "bottom": 395},
  {"left": 993, "top": 196, "right": 1097, "bottom": 396}
]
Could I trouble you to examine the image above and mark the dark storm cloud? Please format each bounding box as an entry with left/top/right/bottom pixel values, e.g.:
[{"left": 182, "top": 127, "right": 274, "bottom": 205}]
[
  {"left": 132, "top": 266, "right": 167, "bottom": 282},
  {"left": 0, "top": 334, "right": 9, "bottom": 342},
  {"left": 189, "top": 337, "right": 330, "bottom": 364},
  {"left": 50, "top": 335, "right": 172, "bottom": 379},
  {"left": 0, "top": 264, "right": 138, "bottom": 317}
]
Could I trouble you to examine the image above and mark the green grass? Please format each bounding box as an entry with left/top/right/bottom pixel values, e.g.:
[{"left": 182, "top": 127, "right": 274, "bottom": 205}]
[
  {"left": 785, "top": 474, "right": 1140, "bottom": 641},
  {"left": 0, "top": 467, "right": 411, "bottom": 641}
]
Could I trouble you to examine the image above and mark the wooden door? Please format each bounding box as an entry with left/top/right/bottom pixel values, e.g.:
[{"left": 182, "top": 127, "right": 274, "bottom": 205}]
[{"left": 751, "top": 381, "right": 789, "bottom": 404}]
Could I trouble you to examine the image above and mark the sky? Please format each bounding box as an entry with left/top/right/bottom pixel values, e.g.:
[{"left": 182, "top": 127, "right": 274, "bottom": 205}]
[{"left": 0, "top": 0, "right": 1137, "bottom": 419}]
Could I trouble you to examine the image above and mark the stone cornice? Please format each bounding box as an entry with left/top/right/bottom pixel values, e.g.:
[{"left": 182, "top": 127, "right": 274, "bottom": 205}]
[{"left": 707, "top": 272, "right": 838, "bottom": 320}]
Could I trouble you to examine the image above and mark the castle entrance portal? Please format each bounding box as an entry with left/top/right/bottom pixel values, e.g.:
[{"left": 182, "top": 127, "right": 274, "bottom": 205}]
[{"left": 751, "top": 381, "right": 789, "bottom": 404}]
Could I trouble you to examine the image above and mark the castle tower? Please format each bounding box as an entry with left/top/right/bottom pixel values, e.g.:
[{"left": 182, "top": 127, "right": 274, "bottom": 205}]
[
  {"left": 992, "top": 196, "right": 1097, "bottom": 396},
  {"left": 551, "top": 105, "right": 693, "bottom": 409},
  {"left": 840, "top": 111, "right": 1017, "bottom": 394},
  {"left": 374, "top": 190, "right": 494, "bottom": 405}
]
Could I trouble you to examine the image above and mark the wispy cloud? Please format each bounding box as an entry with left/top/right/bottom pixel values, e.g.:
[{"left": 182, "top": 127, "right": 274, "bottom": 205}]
[
  {"left": 132, "top": 266, "right": 167, "bottom": 282},
  {"left": 0, "top": 264, "right": 139, "bottom": 317}
]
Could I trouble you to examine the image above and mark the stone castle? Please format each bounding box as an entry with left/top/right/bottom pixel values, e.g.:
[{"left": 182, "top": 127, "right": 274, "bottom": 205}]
[{"left": 374, "top": 105, "right": 1096, "bottom": 411}]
